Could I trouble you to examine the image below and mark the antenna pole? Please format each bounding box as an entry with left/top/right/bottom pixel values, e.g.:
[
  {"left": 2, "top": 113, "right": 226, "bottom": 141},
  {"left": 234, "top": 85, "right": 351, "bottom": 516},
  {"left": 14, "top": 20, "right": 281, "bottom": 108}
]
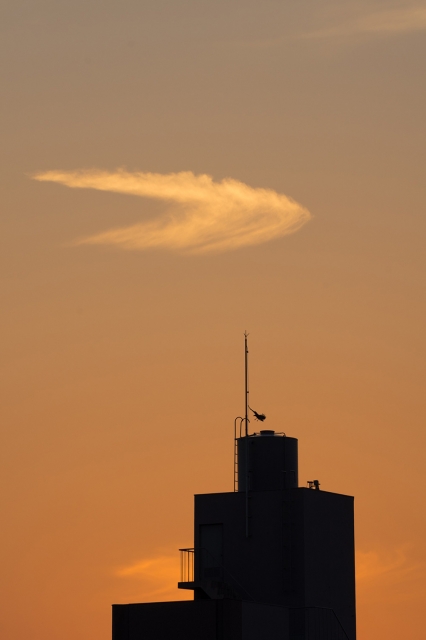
[{"left": 244, "top": 331, "right": 249, "bottom": 436}]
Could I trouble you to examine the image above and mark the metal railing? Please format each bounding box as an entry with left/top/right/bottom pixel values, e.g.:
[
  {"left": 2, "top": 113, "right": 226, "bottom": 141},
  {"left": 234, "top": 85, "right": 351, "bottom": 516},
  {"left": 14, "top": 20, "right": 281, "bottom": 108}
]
[
  {"left": 234, "top": 416, "right": 246, "bottom": 491},
  {"left": 179, "top": 548, "right": 195, "bottom": 582},
  {"left": 178, "top": 547, "right": 254, "bottom": 601},
  {"left": 179, "top": 547, "right": 224, "bottom": 583}
]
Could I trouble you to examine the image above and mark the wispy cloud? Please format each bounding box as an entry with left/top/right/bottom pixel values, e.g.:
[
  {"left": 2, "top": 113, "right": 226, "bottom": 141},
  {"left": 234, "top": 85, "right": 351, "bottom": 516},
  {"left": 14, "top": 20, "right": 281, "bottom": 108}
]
[
  {"left": 115, "top": 553, "right": 190, "bottom": 602},
  {"left": 356, "top": 546, "right": 426, "bottom": 608},
  {"left": 302, "top": 4, "right": 426, "bottom": 40},
  {"left": 356, "top": 547, "right": 411, "bottom": 583},
  {"left": 33, "top": 169, "right": 311, "bottom": 254},
  {"left": 116, "top": 555, "right": 177, "bottom": 579}
]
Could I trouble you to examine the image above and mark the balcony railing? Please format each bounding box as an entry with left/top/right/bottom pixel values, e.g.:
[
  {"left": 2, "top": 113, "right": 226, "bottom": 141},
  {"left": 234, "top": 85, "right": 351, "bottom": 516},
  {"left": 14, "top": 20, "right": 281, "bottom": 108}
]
[
  {"left": 178, "top": 548, "right": 253, "bottom": 601},
  {"left": 179, "top": 548, "right": 195, "bottom": 583},
  {"left": 179, "top": 547, "right": 224, "bottom": 583}
]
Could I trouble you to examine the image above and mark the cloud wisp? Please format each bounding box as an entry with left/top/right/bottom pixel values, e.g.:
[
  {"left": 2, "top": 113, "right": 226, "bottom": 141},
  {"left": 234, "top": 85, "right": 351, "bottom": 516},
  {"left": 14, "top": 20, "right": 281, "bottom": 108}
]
[
  {"left": 115, "top": 553, "right": 189, "bottom": 602},
  {"left": 301, "top": 4, "right": 426, "bottom": 40},
  {"left": 33, "top": 169, "right": 311, "bottom": 254},
  {"left": 356, "top": 546, "right": 425, "bottom": 604}
]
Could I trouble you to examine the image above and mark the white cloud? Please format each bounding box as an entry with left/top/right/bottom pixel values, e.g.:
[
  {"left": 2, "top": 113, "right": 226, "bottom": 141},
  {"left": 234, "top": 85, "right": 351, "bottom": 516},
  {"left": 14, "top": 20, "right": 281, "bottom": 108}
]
[{"left": 33, "top": 169, "right": 311, "bottom": 255}]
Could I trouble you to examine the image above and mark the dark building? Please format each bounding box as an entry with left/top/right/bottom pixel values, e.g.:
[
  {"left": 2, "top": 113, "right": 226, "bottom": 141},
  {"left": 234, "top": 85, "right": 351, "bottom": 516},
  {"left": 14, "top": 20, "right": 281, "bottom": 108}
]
[{"left": 112, "top": 428, "right": 356, "bottom": 640}]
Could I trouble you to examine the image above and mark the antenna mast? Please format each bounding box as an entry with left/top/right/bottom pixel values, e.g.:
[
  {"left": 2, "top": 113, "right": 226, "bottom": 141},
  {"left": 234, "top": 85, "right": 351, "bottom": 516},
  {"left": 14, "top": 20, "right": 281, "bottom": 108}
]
[{"left": 244, "top": 331, "right": 249, "bottom": 436}]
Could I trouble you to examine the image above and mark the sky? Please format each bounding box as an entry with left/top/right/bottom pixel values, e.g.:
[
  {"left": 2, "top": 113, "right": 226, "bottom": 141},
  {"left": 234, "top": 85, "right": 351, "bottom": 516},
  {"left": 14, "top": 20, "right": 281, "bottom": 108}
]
[{"left": 1, "top": 1, "right": 426, "bottom": 638}]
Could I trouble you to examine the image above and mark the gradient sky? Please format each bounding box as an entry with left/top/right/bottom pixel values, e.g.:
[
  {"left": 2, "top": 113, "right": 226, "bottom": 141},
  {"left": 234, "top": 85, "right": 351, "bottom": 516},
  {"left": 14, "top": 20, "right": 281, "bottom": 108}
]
[{"left": 1, "top": 1, "right": 426, "bottom": 639}]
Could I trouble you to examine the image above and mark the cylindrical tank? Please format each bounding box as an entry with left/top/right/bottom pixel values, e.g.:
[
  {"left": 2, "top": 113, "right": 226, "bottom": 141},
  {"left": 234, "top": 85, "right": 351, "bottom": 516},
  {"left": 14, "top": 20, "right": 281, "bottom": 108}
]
[{"left": 237, "top": 431, "right": 298, "bottom": 491}]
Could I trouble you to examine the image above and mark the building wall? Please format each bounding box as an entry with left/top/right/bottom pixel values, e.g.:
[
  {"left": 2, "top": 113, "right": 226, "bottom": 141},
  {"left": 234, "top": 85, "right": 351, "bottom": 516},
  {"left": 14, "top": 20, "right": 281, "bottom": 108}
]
[
  {"left": 112, "top": 600, "right": 290, "bottom": 640},
  {"left": 112, "top": 599, "right": 352, "bottom": 640},
  {"left": 301, "top": 489, "right": 356, "bottom": 639},
  {"left": 194, "top": 488, "right": 355, "bottom": 639},
  {"left": 112, "top": 601, "right": 218, "bottom": 640}
]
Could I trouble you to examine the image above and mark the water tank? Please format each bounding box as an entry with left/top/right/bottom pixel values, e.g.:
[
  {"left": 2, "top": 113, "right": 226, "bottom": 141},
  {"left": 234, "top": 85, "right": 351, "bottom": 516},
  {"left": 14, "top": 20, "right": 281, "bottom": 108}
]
[{"left": 237, "top": 431, "right": 298, "bottom": 491}]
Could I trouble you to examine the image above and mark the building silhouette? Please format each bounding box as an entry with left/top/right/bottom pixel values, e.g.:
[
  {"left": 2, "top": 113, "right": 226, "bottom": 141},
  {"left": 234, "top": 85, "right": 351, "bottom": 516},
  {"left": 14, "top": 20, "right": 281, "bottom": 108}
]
[
  {"left": 112, "top": 428, "right": 355, "bottom": 639},
  {"left": 112, "top": 339, "right": 356, "bottom": 639}
]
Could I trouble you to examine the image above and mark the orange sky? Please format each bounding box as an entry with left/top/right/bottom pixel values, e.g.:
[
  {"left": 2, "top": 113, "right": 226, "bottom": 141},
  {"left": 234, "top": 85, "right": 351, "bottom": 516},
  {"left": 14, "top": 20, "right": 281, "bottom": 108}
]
[{"left": 1, "top": 2, "right": 426, "bottom": 639}]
